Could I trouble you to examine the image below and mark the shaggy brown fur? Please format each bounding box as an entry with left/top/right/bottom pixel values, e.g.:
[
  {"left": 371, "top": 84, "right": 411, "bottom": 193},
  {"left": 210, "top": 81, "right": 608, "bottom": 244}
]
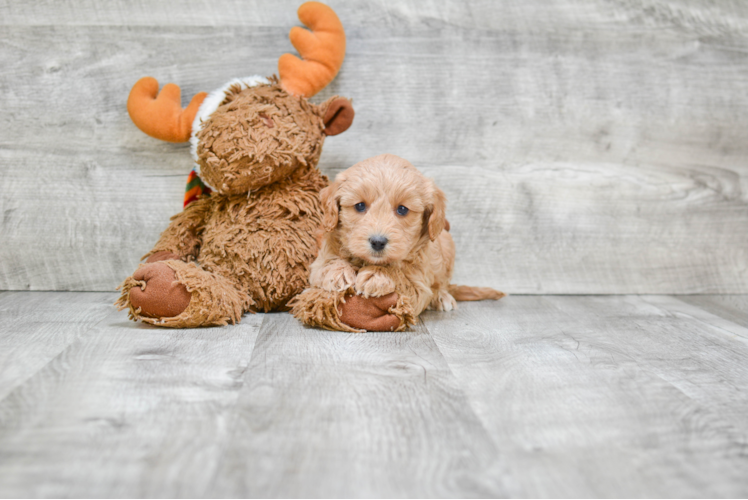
[
  {"left": 197, "top": 81, "right": 325, "bottom": 193},
  {"left": 116, "top": 80, "right": 352, "bottom": 327},
  {"left": 290, "top": 154, "right": 504, "bottom": 332}
]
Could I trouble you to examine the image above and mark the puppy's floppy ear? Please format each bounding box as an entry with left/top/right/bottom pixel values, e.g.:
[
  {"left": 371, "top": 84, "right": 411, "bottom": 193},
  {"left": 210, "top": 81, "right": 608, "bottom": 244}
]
[
  {"left": 320, "top": 179, "right": 342, "bottom": 232},
  {"left": 319, "top": 96, "right": 354, "bottom": 136},
  {"left": 423, "top": 183, "right": 447, "bottom": 241}
]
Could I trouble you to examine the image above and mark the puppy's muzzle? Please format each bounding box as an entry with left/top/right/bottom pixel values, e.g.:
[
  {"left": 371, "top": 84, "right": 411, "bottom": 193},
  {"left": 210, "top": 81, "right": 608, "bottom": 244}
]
[{"left": 369, "top": 235, "right": 388, "bottom": 252}]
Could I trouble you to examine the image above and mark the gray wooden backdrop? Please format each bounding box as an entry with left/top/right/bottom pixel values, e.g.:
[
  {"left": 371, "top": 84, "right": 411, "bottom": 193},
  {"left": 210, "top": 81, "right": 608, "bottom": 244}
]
[{"left": 2, "top": 0, "right": 747, "bottom": 293}]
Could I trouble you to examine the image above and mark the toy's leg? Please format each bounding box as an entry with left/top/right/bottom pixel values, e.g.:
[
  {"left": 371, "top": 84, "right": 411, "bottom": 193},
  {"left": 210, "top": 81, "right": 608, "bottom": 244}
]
[
  {"left": 289, "top": 288, "right": 416, "bottom": 332},
  {"left": 116, "top": 260, "right": 252, "bottom": 328},
  {"left": 339, "top": 293, "right": 415, "bottom": 332},
  {"left": 288, "top": 288, "right": 356, "bottom": 332}
]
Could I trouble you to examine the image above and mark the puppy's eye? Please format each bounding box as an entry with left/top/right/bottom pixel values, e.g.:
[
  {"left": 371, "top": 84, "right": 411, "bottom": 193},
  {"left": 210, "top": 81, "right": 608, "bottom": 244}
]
[
  {"left": 354, "top": 202, "right": 366, "bottom": 213},
  {"left": 396, "top": 205, "right": 409, "bottom": 216}
]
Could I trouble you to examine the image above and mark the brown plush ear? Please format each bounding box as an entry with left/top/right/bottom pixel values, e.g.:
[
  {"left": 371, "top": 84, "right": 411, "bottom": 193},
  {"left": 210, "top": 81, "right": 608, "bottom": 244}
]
[
  {"left": 320, "top": 180, "right": 342, "bottom": 232},
  {"left": 424, "top": 184, "right": 447, "bottom": 241},
  {"left": 321, "top": 97, "right": 354, "bottom": 136}
]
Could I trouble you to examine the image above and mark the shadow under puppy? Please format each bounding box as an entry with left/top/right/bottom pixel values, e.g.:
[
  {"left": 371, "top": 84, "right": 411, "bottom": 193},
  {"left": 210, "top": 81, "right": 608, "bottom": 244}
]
[{"left": 290, "top": 154, "right": 504, "bottom": 332}]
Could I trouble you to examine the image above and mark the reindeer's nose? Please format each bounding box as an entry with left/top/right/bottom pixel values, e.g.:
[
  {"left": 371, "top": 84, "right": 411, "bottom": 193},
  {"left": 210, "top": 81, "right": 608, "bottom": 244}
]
[{"left": 369, "top": 235, "right": 388, "bottom": 252}]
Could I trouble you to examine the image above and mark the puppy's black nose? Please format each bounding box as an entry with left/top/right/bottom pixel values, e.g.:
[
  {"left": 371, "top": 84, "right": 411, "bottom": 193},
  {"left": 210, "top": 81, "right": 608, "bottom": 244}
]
[{"left": 369, "top": 235, "right": 388, "bottom": 252}]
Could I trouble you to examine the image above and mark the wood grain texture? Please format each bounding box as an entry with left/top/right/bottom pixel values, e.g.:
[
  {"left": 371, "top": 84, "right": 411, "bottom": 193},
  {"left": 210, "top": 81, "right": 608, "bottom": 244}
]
[
  {"left": 2, "top": 0, "right": 748, "bottom": 292},
  {"left": 676, "top": 294, "right": 748, "bottom": 329},
  {"left": 1, "top": 292, "right": 748, "bottom": 496},
  {"left": 0, "top": 295, "right": 264, "bottom": 498},
  {"left": 3, "top": 0, "right": 748, "bottom": 31},
  {"left": 209, "top": 313, "right": 510, "bottom": 497},
  {"left": 0, "top": 292, "right": 113, "bottom": 401},
  {"left": 422, "top": 296, "right": 748, "bottom": 497}
]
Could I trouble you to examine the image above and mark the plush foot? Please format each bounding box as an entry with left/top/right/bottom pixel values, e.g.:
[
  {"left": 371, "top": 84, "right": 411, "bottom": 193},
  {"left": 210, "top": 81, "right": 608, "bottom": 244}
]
[
  {"left": 116, "top": 260, "right": 251, "bottom": 328},
  {"left": 129, "top": 262, "right": 191, "bottom": 318},
  {"left": 289, "top": 288, "right": 417, "bottom": 333},
  {"left": 288, "top": 288, "right": 361, "bottom": 332},
  {"left": 338, "top": 293, "right": 401, "bottom": 331}
]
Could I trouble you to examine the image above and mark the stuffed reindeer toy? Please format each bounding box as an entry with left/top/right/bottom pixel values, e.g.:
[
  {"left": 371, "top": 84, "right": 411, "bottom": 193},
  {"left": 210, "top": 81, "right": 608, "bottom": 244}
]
[{"left": 116, "top": 2, "right": 357, "bottom": 327}]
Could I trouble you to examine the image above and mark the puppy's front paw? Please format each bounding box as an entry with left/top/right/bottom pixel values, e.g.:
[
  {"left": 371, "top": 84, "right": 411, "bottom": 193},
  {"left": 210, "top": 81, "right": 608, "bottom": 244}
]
[
  {"left": 355, "top": 266, "right": 396, "bottom": 298},
  {"left": 432, "top": 289, "right": 457, "bottom": 312},
  {"left": 316, "top": 260, "right": 357, "bottom": 292}
]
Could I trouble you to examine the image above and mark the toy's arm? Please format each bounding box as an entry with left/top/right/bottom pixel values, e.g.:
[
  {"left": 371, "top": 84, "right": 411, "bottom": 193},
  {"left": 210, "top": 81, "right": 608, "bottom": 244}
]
[{"left": 143, "top": 196, "right": 212, "bottom": 262}]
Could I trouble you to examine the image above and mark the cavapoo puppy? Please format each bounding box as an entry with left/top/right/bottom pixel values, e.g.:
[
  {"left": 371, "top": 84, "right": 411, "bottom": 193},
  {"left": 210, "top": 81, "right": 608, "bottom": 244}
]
[{"left": 290, "top": 154, "right": 503, "bottom": 332}]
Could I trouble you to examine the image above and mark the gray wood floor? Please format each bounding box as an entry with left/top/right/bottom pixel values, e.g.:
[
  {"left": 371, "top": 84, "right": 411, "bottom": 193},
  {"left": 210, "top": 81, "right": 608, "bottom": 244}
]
[{"left": 1, "top": 292, "right": 747, "bottom": 498}]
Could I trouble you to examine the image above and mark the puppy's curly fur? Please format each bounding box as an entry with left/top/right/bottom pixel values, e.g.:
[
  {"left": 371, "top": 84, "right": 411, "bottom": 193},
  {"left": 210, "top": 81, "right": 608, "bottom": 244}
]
[{"left": 290, "top": 154, "right": 503, "bottom": 332}]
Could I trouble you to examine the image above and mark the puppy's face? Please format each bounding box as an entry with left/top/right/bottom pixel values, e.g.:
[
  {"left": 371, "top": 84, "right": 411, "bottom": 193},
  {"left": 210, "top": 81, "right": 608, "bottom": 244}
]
[{"left": 321, "top": 154, "right": 446, "bottom": 265}]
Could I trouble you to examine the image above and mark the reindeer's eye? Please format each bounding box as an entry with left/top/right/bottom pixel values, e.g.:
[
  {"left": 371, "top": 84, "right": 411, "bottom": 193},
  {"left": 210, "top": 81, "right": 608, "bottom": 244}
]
[
  {"left": 397, "top": 205, "right": 409, "bottom": 216},
  {"left": 354, "top": 202, "right": 366, "bottom": 212}
]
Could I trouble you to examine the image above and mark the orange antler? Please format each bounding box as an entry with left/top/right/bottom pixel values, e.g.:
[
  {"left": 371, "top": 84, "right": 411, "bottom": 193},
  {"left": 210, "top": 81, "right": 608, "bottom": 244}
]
[
  {"left": 279, "top": 2, "right": 346, "bottom": 98},
  {"left": 127, "top": 77, "right": 207, "bottom": 143}
]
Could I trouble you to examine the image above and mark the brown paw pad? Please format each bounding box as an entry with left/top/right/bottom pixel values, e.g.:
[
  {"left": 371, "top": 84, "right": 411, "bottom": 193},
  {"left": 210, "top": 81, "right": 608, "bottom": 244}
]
[
  {"left": 130, "top": 262, "right": 191, "bottom": 318},
  {"left": 339, "top": 293, "right": 402, "bottom": 332}
]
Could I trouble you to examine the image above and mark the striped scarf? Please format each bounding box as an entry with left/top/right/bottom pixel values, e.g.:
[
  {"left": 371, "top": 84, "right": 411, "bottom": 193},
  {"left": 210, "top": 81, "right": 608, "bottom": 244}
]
[{"left": 184, "top": 168, "right": 212, "bottom": 207}]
